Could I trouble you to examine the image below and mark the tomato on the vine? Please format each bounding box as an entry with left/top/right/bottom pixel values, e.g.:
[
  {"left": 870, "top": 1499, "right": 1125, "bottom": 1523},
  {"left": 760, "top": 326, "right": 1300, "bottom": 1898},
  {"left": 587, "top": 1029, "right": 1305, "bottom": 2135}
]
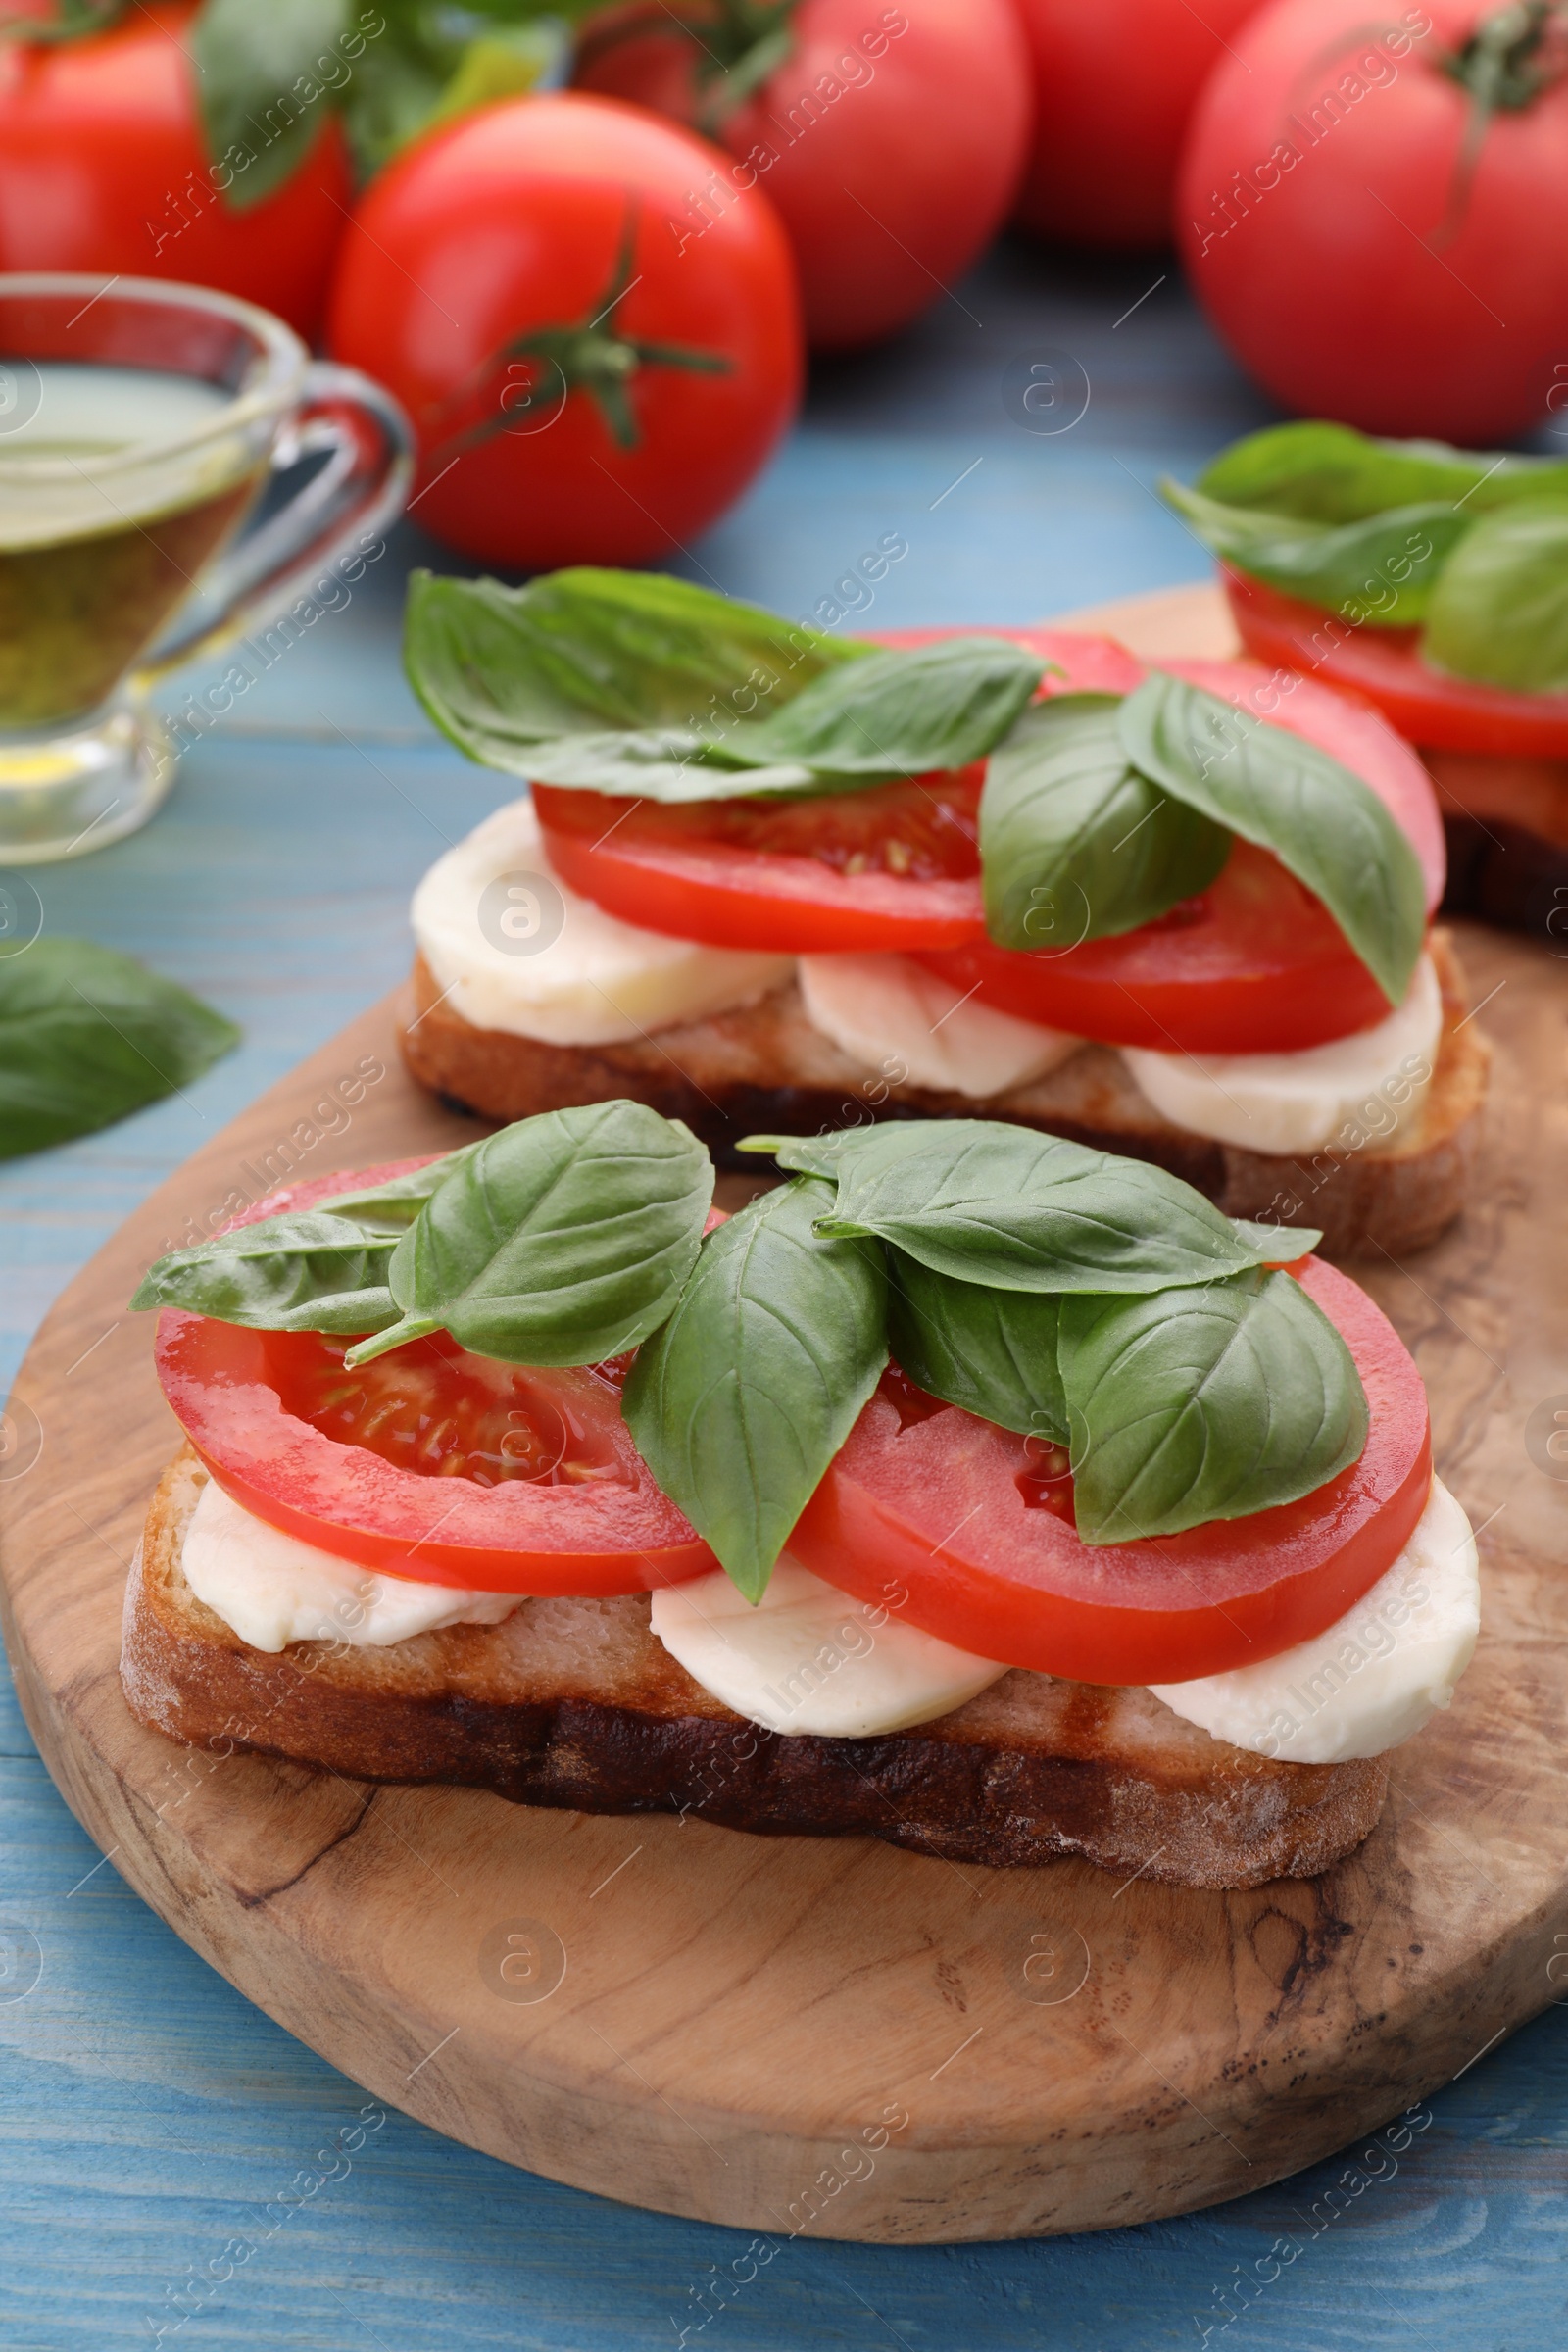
[
  {"left": 0, "top": 0, "right": 351, "bottom": 340},
  {"left": 326, "top": 92, "right": 802, "bottom": 569},
  {"left": 572, "top": 0, "right": 1031, "bottom": 351},
  {"left": 1179, "top": 0, "right": 1568, "bottom": 443}
]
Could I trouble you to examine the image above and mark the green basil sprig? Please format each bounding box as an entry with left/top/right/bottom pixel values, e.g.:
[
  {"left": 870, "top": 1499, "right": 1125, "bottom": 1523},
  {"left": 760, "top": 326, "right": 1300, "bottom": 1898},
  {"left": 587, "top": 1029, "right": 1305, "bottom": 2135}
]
[
  {"left": 623, "top": 1179, "right": 888, "bottom": 1601},
  {"left": 1117, "top": 671, "right": 1426, "bottom": 1005},
  {"left": 404, "top": 567, "right": 1044, "bottom": 801},
  {"left": 980, "top": 693, "right": 1229, "bottom": 951},
  {"left": 1058, "top": 1268, "right": 1367, "bottom": 1544},
  {"left": 1164, "top": 417, "right": 1568, "bottom": 693},
  {"left": 0, "top": 938, "right": 238, "bottom": 1161},
  {"left": 350, "top": 1100, "right": 713, "bottom": 1366},
  {"left": 760, "top": 1120, "right": 1286, "bottom": 1293}
]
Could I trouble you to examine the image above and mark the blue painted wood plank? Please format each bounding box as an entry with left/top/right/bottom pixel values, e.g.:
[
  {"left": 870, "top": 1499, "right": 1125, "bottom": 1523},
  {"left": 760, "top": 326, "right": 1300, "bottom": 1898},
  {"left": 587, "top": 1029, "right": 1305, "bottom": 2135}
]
[{"left": 0, "top": 239, "right": 1559, "bottom": 2352}]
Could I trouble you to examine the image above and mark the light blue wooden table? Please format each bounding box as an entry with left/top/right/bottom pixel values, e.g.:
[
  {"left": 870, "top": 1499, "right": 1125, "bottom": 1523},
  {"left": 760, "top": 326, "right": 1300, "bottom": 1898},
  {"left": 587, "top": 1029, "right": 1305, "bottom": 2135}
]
[{"left": 3, "top": 241, "right": 1563, "bottom": 2352}]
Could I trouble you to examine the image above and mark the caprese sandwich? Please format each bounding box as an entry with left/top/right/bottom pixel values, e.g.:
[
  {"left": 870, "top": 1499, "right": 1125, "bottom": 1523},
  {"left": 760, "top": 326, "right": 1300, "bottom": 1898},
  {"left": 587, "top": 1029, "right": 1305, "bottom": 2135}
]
[
  {"left": 121, "top": 1104, "right": 1481, "bottom": 1891},
  {"left": 1165, "top": 418, "right": 1568, "bottom": 934},
  {"left": 396, "top": 568, "right": 1488, "bottom": 1259}
]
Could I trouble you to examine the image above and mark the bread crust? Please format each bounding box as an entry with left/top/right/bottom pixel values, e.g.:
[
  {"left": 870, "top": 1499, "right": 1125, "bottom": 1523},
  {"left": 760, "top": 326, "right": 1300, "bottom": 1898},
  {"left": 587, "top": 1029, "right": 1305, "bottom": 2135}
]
[
  {"left": 399, "top": 929, "right": 1488, "bottom": 1259},
  {"left": 1429, "top": 750, "right": 1568, "bottom": 935},
  {"left": 121, "top": 1450, "right": 1391, "bottom": 1890}
]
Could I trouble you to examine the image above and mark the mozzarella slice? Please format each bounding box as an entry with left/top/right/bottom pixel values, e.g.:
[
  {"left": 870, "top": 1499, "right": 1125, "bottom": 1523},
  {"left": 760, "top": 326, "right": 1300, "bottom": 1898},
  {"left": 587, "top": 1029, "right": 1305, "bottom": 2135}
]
[
  {"left": 798, "top": 950, "right": 1081, "bottom": 1098},
  {"left": 1119, "top": 951, "right": 1443, "bottom": 1155},
  {"left": 649, "top": 1556, "right": 1008, "bottom": 1737},
  {"left": 412, "top": 797, "right": 794, "bottom": 1047},
  {"left": 181, "top": 1476, "right": 523, "bottom": 1653},
  {"left": 1150, "top": 1477, "right": 1479, "bottom": 1763}
]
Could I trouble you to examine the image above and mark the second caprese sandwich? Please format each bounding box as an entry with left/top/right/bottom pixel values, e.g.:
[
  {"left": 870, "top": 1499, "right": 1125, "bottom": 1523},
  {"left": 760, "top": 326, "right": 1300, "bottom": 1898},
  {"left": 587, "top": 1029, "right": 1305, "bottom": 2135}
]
[
  {"left": 395, "top": 568, "right": 1488, "bottom": 1258},
  {"left": 121, "top": 1104, "right": 1481, "bottom": 1891},
  {"left": 1165, "top": 417, "right": 1568, "bottom": 934}
]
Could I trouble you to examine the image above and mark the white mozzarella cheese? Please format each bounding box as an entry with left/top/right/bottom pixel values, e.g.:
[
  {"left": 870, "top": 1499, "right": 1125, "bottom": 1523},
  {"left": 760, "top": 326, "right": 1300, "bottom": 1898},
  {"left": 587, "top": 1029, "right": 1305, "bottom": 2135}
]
[
  {"left": 649, "top": 1556, "right": 1008, "bottom": 1737},
  {"left": 1149, "top": 1476, "right": 1479, "bottom": 1763},
  {"left": 797, "top": 950, "right": 1081, "bottom": 1098},
  {"left": 1120, "top": 950, "right": 1443, "bottom": 1155},
  {"left": 181, "top": 1475, "right": 523, "bottom": 1653},
  {"left": 412, "top": 796, "right": 794, "bottom": 1047}
]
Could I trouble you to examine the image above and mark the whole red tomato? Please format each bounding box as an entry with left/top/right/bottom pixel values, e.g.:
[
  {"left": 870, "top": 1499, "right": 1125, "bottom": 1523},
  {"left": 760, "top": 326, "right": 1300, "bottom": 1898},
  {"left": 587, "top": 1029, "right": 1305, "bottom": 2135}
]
[
  {"left": 1178, "top": 0, "right": 1568, "bottom": 443},
  {"left": 573, "top": 0, "right": 1032, "bottom": 352},
  {"left": 1011, "top": 0, "right": 1263, "bottom": 248},
  {"left": 0, "top": 0, "right": 350, "bottom": 340},
  {"left": 326, "top": 93, "right": 802, "bottom": 569}
]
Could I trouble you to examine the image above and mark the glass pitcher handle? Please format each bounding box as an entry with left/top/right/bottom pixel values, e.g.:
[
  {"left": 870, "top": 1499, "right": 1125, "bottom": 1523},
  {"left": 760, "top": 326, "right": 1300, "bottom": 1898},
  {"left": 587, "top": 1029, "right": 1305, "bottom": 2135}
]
[{"left": 135, "top": 362, "right": 415, "bottom": 683}]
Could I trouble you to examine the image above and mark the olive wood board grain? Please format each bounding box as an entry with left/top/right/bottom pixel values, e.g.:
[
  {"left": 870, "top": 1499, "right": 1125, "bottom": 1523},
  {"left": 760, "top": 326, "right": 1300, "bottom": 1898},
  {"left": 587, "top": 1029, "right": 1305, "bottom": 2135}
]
[{"left": 1, "top": 582, "right": 1564, "bottom": 2244}]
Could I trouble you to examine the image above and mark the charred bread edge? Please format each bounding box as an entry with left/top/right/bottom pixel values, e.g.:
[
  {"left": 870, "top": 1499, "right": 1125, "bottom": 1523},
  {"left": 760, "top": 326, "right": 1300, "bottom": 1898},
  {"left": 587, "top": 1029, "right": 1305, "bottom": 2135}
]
[
  {"left": 121, "top": 1451, "right": 1390, "bottom": 1890},
  {"left": 400, "top": 929, "right": 1488, "bottom": 1260}
]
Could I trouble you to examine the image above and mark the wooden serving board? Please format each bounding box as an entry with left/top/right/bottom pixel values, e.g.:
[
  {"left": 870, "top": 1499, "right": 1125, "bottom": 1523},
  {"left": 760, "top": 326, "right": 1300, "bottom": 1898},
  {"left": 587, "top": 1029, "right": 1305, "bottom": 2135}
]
[{"left": 2, "top": 585, "right": 1565, "bottom": 2244}]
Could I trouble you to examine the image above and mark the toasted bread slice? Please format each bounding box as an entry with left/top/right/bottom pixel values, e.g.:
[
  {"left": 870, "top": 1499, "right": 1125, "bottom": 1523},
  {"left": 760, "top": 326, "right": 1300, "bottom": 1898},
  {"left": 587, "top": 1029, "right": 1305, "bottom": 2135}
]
[
  {"left": 400, "top": 929, "right": 1488, "bottom": 1259},
  {"left": 1430, "top": 751, "right": 1568, "bottom": 935},
  {"left": 121, "top": 1451, "right": 1390, "bottom": 1890}
]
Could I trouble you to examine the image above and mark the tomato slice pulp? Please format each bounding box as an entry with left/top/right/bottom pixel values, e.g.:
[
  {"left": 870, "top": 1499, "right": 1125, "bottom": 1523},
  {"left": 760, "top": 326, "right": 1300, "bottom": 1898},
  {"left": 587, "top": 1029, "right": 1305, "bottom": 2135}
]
[
  {"left": 534, "top": 630, "right": 1445, "bottom": 1054},
  {"left": 790, "top": 1258, "right": 1432, "bottom": 1685},
  {"left": 155, "top": 1161, "right": 717, "bottom": 1594}
]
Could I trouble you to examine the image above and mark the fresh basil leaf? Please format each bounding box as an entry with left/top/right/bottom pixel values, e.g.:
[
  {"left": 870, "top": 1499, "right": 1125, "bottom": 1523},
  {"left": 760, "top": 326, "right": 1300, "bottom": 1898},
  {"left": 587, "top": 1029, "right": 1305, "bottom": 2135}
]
[
  {"left": 190, "top": 0, "right": 350, "bottom": 210},
  {"left": 735, "top": 1131, "right": 868, "bottom": 1178},
  {"left": 1116, "top": 671, "right": 1426, "bottom": 1007},
  {"left": 980, "top": 694, "right": 1228, "bottom": 950},
  {"left": 1194, "top": 418, "right": 1568, "bottom": 523},
  {"left": 1058, "top": 1268, "right": 1368, "bottom": 1545},
  {"left": 1162, "top": 480, "right": 1469, "bottom": 627},
  {"left": 808, "top": 1121, "right": 1272, "bottom": 1293},
  {"left": 1421, "top": 499, "right": 1568, "bottom": 694},
  {"left": 1230, "top": 1216, "right": 1323, "bottom": 1259},
  {"left": 404, "top": 566, "right": 861, "bottom": 780},
  {"left": 621, "top": 1177, "right": 888, "bottom": 1601},
  {"left": 322, "top": 1143, "right": 483, "bottom": 1234},
  {"left": 885, "top": 1248, "right": 1066, "bottom": 1443},
  {"left": 346, "top": 1100, "right": 712, "bottom": 1367},
  {"left": 508, "top": 728, "right": 822, "bottom": 801},
  {"left": 735, "top": 636, "right": 1045, "bottom": 777},
  {"left": 405, "top": 569, "right": 1035, "bottom": 800},
  {"left": 0, "top": 938, "right": 238, "bottom": 1161},
  {"left": 131, "top": 1210, "right": 397, "bottom": 1330}
]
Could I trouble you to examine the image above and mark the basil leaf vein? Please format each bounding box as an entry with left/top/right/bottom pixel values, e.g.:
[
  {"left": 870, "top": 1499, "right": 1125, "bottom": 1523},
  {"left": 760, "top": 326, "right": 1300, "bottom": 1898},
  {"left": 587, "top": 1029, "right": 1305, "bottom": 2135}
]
[
  {"left": 1116, "top": 671, "right": 1426, "bottom": 1006},
  {"left": 1059, "top": 1267, "right": 1368, "bottom": 1545},
  {"left": 0, "top": 937, "right": 238, "bottom": 1161},
  {"left": 348, "top": 1099, "right": 713, "bottom": 1367},
  {"left": 980, "top": 693, "right": 1228, "bottom": 951},
  {"left": 622, "top": 1176, "right": 888, "bottom": 1600}
]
